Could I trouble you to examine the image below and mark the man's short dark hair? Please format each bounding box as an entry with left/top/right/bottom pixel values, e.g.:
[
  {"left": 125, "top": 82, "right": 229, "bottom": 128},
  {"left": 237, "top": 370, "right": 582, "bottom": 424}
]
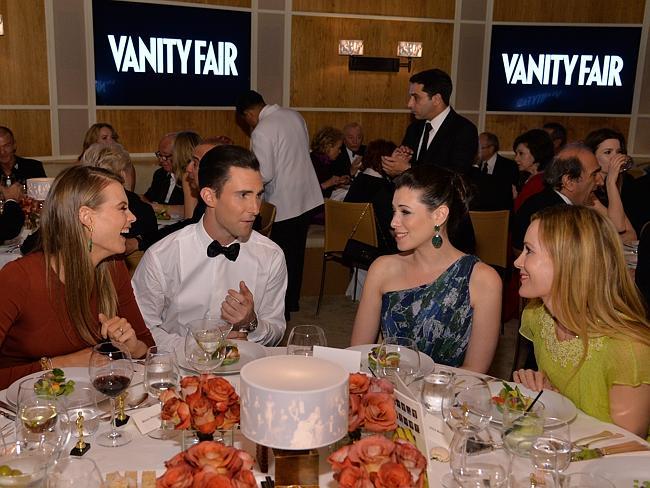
[
  {"left": 0, "top": 126, "right": 15, "bottom": 141},
  {"left": 198, "top": 145, "right": 260, "bottom": 196},
  {"left": 542, "top": 122, "right": 568, "bottom": 147},
  {"left": 235, "top": 90, "right": 265, "bottom": 116},
  {"left": 544, "top": 143, "right": 589, "bottom": 190},
  {"left": 480, "top": 131, "right": 499, "bottom": 152},
  {"left": 409, "top": 69, "right": 453, "bottom": 105}
]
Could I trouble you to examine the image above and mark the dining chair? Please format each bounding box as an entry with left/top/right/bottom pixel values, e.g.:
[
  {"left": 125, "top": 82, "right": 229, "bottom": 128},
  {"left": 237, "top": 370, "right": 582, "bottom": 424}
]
[
  {"left": 316, "top": 200, "right": 378, "bottom": 316},
  {"left": 469, "top": 210, "right": 510, "bottom": 334},
  {"left": 258, "top": 201, "right": 276, "bottom": 238}
]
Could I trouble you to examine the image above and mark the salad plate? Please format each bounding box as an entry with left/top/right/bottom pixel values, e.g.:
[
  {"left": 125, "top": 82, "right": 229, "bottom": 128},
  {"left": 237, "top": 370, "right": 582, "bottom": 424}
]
[
  {"left": 488, "top": 380, "right": 577, "bottom": 426},
  {"left": 345, "top": 344, "right": 436, "bottom": 377},
  {"left": 177, "top": 339, "right": 266, "bottom": 375}
]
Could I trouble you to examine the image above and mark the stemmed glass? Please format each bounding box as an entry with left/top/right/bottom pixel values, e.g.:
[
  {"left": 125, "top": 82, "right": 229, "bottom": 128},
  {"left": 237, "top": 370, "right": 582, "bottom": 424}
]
[
  {"left": 89, "top": 342, "right": 133, "bottom": 447},
  {"left": 286, "top": 325, "right": 327, "bottom": 356},
  {"left": 144, "top": 346, "right": 180, "bottom": 439},
  {"left": 530, "top": 418, "right": 571, "bottom": 488},
  {"left": 184, "top": 317, "right": 232, "bottom": 373},
  {"left": 15, "top": 378, "right": 70, "bottom": 458},
  {"left": 441, "top": 375, "right": 504, "bottom": 487},
  {"left": 47, "top": 457, "right": 104, "bottom": 487},
  {"left": 375, "top": 336, "right": 421, "bottom": 385}
]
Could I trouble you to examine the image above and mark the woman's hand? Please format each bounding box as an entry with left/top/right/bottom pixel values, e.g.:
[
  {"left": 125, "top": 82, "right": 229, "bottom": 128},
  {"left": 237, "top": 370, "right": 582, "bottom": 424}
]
[
  {"left": 99, "top": 313, "right": 147, "bottom": 358},
  {"left": 513, "top": 369, "right": 556, "bottom": 392},
  {"left": 606, "top": 153, "right": 628, "bottom": 188},
  {"left": 51, "top": 348, "right": 93, "bottom": 369}
]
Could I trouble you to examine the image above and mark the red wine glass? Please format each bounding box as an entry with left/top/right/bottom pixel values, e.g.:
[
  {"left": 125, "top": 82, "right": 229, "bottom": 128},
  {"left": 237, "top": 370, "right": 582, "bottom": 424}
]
[{"left": 89, "top": 342, "right": 133, "bottom": 447}]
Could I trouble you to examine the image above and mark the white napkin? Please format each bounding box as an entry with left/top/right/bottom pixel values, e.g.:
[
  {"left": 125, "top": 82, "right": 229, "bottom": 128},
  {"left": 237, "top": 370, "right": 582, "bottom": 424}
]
[
  {"left": 130, "top": 404, "right": 162, "bottom": 435},
  {"left": 313, "top": 346, "right": 361, "bottom": 373}
]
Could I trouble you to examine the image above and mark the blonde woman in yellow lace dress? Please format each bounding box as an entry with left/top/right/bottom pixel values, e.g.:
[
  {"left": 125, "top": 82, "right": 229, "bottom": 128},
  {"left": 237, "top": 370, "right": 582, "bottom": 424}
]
[{"left": 513, "top": 205, "right": 650, "bottom": 438}]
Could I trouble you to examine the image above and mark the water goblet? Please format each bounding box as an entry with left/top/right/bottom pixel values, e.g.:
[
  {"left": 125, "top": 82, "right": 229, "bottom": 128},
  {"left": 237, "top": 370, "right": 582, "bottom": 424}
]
[
  {"left": 185, "top": 317, "right": 232, "bottom": 373},
  {"left": 65, "top": 387, "right": 101, "bottom": 439},
  {"left": 421, "top": 368, "right": 454, "bottom": 414},
  {"left": 15, "top": 378, "right": 70, "bottom": 458},
  {"left": 501, "top": 399, "right": 546, "bottom": 458},
  {"left": 441, "top": 375, "right": 493, "bottom": 433},
  {"left": 47, "top": 457, "right": 104, "bottom": 487},
  {"left": 530, "top": 417, "right": 571, "bottom": 488},
  {"left": 286, "top": 325, "right": 327, "bottom": 356},
  {"left": 376, "top": 336, "right": 421, "bottom": 385},
  {"left": 144, "top": 346, "right": 180, "bottom": 439},
  {"left": 89, "top": 341, "right": 133, "bottom": 447}
]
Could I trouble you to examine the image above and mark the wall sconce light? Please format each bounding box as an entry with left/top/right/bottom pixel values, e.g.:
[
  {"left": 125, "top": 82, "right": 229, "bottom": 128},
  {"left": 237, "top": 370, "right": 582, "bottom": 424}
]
[
  {"left": 338, "top": 39, "right": 423, "bottom": 72},
  {"left": 0, "top": 15, "right": 4, "bottom": 36}
]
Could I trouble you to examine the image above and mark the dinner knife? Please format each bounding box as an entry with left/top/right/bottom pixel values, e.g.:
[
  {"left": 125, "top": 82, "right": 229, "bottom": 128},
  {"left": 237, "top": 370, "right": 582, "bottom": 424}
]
[
  {"left": 0, "top": 409, "right": 15, "bottom": 422},
  {"left": 0, "top": 400, "right": 16, "bottom": 414},
  {"left": 571, "top": 441, "right": 650, "bottom": 461}
]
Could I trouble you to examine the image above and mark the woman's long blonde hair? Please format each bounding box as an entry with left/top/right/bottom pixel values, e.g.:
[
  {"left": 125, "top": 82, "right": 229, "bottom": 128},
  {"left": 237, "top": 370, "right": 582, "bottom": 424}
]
[
  {"left": 38, "top": 166, "right": 123, "bottom": 344},
  {"left": 534, "top": 206, "right": 650, "bottom": 351},
  {"left": 78, "top": 123, "right": 119, "bottom": 161},
  {"left": 172, "top": 131, "right": 201, "bottom": 183}
]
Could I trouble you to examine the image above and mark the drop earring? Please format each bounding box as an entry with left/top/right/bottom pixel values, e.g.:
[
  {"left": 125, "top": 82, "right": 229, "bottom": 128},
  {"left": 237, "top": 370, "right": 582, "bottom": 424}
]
[
  {"left": 431, "top": 224, "right": 443, "bottom": 249},
  {"left": 87, "top": 226, "right": 94, "bottom": 252}
]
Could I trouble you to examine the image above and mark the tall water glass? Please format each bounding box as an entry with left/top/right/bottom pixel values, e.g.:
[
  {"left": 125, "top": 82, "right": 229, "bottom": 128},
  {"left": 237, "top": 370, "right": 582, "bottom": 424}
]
[
  {"left": 501, "top": 400, "right": 545, "bottom": 458},
  {"left": 530, "top": 417, "right": 571, "bottom": 488},
  {"left": 420, "top": 368, "right": 454, "bottom": 414},
  {"left": 286, "top": 325, "right": 327, "bottom": 356},
  {"left": 144, "top": 346, "right": 179, "bottom": 439}
]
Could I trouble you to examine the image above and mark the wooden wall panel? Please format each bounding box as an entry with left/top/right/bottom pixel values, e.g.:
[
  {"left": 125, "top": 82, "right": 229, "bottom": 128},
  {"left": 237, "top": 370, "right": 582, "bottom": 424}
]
[
  {"left": 96, "top": 110, "right": 249, "bottom": 153},
  {"left": 0, "top": 0, "right": 49, "bottom": 105},
  {"left": 0, "top": 110, "right": 51, "bottom": 156},
  {"left": 293, "top": 0, "right": 454, "bottom": 18},
  {"left": 291, "top": 16, "right": 453, "bottom": 108},
  {"left": 485, "top": 115, "right": 630, "bottom": 151},
  {"left": 299, "top": 111, "right": 411, "bottom": 147},
  {"left": 170, "top": 0, "right": 251, "bottom": 7},
  {"left": 493, "top": 0, "right": 645, "bottom": 23}
]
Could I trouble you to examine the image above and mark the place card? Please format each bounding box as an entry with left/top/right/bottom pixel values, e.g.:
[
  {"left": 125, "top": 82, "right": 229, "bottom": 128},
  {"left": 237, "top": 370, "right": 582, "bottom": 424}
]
[
  {"left": 313, "top": 346, "right": 361, "bottom": 373},
  {"left": 131, "top": 404, "right": 162, "bottom": 435}
]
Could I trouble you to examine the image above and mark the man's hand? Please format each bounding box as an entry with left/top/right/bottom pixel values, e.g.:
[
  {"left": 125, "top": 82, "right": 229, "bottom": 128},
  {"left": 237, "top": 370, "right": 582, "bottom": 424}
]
[
  {"left": 221, "top": 281, "right": 255, "bottom": 331},
  {"left": 381, "top": 146, "right": 413, "bottom": 177}
]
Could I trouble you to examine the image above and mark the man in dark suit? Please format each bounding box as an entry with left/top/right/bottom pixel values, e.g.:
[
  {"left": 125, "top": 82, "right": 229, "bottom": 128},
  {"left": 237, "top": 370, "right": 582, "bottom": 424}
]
[
  {"left": 332, "top": 122, "right": 366, "bottom": 177},
  {"left": 479, "top": 132, "right": 518, "bottom": 188},
  {"left": 0, "top": 183, "right": 25, "bottom": 242},
  {"left": 513, "top": 144, "right": 604, "bottom": 250},
  {"left": 383, "top": 68, "right": 478, "bottom": 176},
  {"left": 0, "top": 126, "right": 46, "bottom": 185}
]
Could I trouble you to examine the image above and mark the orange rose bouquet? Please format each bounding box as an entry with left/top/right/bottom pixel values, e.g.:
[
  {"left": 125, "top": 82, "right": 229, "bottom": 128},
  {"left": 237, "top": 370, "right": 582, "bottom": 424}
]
[
  {"left": 348, "top": 373, "right": 397, "bottom": 434},
  {"left": 160, "top": 374, "right": 240, "bottom": 435},
  {"left": 157, "top": 440, "right": 256, "bottom": 488},
  {"left": 328, "top": 434, "right": 427, "bottom": 488}
]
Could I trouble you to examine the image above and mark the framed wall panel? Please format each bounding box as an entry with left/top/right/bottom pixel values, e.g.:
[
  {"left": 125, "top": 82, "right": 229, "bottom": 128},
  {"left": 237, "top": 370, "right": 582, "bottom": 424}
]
[
  {"left": 455, "top": 23, "right": 485, "bottom": 112},
  {"left": 291, "top": 16, "right": 452, "bottom": 108},
  {"left": 293, "top": 0, "right": 454, "bottom": 19},
  {"left": 493, "top": 0, "right": 645, "bottom": 23},
  {"left": 485, "top": 114, "right": 630, "bottom": 149},
  {"left": 0, "top": 110, "right": 52, "bottom": 156},
  {"left": 299, "top": 111, "right": 411, "bottom": 147},
  {"left": 0, "top": 0, "right": 49, "bottom": 105},
  {"left": 96, "top": 109, "right": 249, "bottom": 153}
]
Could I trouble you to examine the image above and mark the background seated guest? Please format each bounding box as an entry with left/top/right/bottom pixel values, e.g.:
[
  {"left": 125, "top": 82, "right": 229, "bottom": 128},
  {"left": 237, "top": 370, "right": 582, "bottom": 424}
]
[
  {"left": 310, "top": 126, "right": 350, "bottom": 199},
  {"left": 132, "top": 145, "right": 287, "bottom": 348},
  {"left": 332, "top": 122, "right": 365, "bottom": 178},
  {"left": 173, "top": 131, "right": 202, "bottom": 219},
  {"left": 478, "top": 131, "right": 518, "bottom": 189},
  {"left": 0, "top": 166, "right": 154, "bottom": 389},
  {"left": 77, "top": 123, "right": 134, "bottom": 190},
  {"left": 513, "top": 206, "right": 650, "bottom": 438},
  {"left": 0, "top": 126, "right": 46, "bottom": 208},
  {"left": 344, "top": 139, "right": 397, "bottom": 254},
  {"left": 542, "top": 122, "right": 568, "bottom": 155},
  {"left": 143, "top": 132, "right": 184, "bottom": 214},
  {"left": 350, "top": 166, "right": 502, "bottom": 373},
  {"left": 0, "top": 183, "right": 25, "bottom": 242},
  {"left": 584, "top": 128, "right": 636, "bottom": 243},
  {"left": 81, "top": 142, "right": 157, "bottom": 250},
  {"left": 513, "top": 128, "right": 554, "bottom": 210}
]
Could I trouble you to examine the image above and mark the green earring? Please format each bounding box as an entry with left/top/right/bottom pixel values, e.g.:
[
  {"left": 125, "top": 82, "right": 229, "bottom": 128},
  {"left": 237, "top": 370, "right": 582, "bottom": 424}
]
[
  {"left": 87, "top": 226, "right": 94, "bottom": 252},
  {"left": 432, "top": 224, "right": 443, "bottom": 249}
]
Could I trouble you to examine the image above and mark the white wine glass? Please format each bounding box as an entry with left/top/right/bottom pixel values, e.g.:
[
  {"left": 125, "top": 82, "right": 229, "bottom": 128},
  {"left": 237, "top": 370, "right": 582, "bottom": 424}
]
[
  {"left": 15, "top": 378, "right": 70, "bottom": 459},
  {"left": 184, "top": 317, "right": 232, "bottom": 373},
  {"left": 47, "top": 457, "right": 104, "bottom": 487},
  {"left": 89, "top": 342, "right": 133, "bottom": 448},
  {"left": 286, "top": 325, "right": 327, "bottom": 356},
  {"left": 530, "top": 417, "right": 571, "bottom": 488},
  {"left": 144, "top": 346, "right": 179, "bottom": 439},
  {"left": 376, "top": 336, "right": 421, "bottom": 385}
]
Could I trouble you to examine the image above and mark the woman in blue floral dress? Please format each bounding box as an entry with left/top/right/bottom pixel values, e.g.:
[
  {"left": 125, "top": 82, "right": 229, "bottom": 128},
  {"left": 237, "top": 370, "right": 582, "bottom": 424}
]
[{"left": 350, "top": 166, "right": 502, "bottom": 373}]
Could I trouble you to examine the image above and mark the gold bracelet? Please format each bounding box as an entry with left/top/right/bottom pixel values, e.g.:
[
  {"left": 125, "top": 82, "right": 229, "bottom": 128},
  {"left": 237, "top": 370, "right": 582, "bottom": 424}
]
[{"left": 40, "top": 357, "right": 53, "bottom": 371}]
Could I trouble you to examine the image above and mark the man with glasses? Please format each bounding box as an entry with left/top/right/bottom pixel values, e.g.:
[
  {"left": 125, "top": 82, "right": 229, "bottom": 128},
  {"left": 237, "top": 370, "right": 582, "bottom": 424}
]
[
  {"left": 478, "top": 132, "right": 518, "bottom": 188},
  {"left": 143, "top": 132, "right": 184, "bottom": 209}
]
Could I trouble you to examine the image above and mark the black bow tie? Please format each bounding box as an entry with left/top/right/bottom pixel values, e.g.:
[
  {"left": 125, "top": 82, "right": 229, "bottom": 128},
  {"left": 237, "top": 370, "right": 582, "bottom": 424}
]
[{"left": 207, "top": 241, "right": 240, "bottom": 261}]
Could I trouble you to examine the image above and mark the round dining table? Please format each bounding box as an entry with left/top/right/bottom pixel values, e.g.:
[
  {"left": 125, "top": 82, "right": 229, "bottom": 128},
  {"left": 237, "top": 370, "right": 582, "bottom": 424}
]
[{"left": 0, "top": 346, "right": 648, "bottom": 487}]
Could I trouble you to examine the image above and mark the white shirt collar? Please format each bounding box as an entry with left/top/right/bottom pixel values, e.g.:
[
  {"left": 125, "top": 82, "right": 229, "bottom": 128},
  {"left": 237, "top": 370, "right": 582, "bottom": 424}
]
[
  {"left": 428, "top": 105, "right": 451, "bottom": 133},
  {"left": 555, "top": 190, "right": 573, "bottom": 205},
  {"left": 485, "top": 153, "right": 498, "bottom": 173},
  {"left": 258, "top": 104, "right": 279, "bottom": 122},
  {"left": 197, "top": 215, "right": 242, "bottom": 248}
]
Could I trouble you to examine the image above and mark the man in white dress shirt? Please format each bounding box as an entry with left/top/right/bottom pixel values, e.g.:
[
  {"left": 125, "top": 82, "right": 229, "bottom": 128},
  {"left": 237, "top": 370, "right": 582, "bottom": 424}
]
[
  {"left": 236, "top": 90, "right": 322, "bottom": 319},
  {"left": 132, "top": 145, "right": 288, "bottom": 348}
]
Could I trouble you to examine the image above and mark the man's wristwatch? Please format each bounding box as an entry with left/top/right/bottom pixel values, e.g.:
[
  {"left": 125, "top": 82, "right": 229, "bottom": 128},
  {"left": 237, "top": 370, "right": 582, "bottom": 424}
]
[{"left": 239, "top": 316, "right": 258, "bottom": 333}]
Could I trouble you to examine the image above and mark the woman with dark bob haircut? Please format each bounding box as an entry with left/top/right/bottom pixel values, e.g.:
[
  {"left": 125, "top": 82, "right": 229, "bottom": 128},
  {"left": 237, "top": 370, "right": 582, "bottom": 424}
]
[
  {"left": 350, "top": 166, "right": 501, "bottom": 373},
  {"left": 513, "top": 128, "right": 555, "bottom": 210}
]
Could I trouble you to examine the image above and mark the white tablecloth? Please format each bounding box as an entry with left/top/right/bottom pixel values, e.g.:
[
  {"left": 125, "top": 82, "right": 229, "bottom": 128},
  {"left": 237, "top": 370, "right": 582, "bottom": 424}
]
[{"left": 1, "top": 349, "right": 648, "bottom": 486}]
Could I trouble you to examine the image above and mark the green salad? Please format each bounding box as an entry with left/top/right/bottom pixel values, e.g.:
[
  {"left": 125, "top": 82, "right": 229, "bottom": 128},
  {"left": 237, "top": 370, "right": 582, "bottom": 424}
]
[
  {"left": 491, "top": 381, "right": 532, "bottom": 412},
  {"left": 33, "top": 368, "right": 75, "bottom": 397}
]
